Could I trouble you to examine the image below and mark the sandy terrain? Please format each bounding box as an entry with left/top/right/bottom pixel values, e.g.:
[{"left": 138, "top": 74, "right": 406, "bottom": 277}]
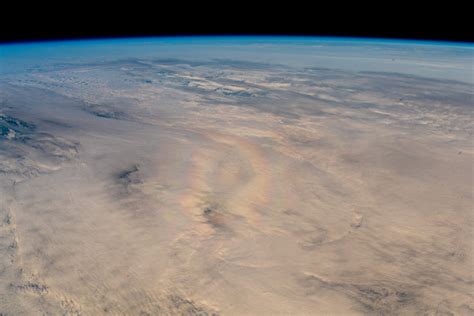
[{"left": 0, "top": 56, "right": 472, "bottom": 315}]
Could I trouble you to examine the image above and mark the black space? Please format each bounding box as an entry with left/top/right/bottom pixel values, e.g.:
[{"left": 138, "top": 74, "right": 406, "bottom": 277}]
[{"left": 1, "top": 6, "right": 472, "bottom": 44}]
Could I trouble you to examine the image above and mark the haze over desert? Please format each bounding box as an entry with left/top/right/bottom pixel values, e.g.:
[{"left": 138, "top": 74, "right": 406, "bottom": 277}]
[{"left": 0, "top": 38, "right": 473, "bottom": 315}]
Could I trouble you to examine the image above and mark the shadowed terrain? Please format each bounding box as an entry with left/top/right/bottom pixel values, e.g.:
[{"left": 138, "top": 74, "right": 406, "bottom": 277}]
[{"left": 0, "top": 42, "right": 473, "bottom": 315}]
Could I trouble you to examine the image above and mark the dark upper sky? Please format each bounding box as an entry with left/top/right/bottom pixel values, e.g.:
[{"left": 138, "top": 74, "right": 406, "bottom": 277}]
[{"left": 1, "top": 5, "right": 472, "bottom": 44}]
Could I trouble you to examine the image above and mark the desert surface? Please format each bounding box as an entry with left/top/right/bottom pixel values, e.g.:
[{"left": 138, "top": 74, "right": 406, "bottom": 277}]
[{"left": 0, "top": 38, "right": 473, "bottom": 315}]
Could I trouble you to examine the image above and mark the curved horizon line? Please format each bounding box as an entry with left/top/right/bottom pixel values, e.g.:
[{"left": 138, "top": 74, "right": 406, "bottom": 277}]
[{"left": 1, "top": 34, "right": 473, "bottom": 48}]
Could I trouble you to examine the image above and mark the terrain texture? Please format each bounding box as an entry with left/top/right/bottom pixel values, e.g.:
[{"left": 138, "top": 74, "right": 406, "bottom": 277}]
[{"left": 0, "top": 44, "right": 473, "bottom": 315}]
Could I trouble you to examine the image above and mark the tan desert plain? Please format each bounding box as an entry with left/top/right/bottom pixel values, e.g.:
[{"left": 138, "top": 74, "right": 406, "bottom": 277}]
[{"left": 0, "top": 37, "right": 473, "bottom": 315}]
